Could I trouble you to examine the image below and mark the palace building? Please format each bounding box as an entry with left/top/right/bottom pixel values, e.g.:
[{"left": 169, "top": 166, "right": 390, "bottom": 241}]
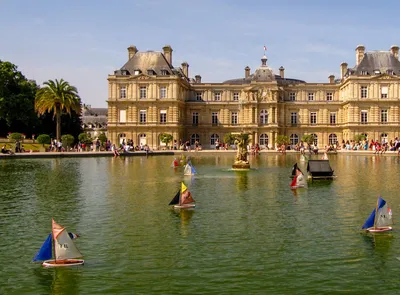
[{"left": 107, "top": 44, "right": 400, "bottom": 149}]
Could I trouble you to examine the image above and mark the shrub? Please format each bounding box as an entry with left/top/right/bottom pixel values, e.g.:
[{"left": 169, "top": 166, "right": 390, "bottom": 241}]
[
  {"left": 61, "top": 134, "right": 75, "bottom": 149},
  {"left": 9, "top": 132, "right": 23, "bottom": 141},
  {"left": 78, "top": 133, "right": 92, "bottom": 144},
  {"left": 37, "top": 134, "right": 51, "bottom": 145}
]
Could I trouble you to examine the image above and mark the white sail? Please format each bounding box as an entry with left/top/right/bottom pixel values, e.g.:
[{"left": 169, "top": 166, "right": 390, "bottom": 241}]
[
  {"left": 184, "top": 164, "right": 192, "bottom": 175},
  {"left": 54, "top": 230, "right": 83, "bottom": 260},
  {"left": 376, "top": 204, "right": 393, "bottom": 227},
  {"left": 296, "top": 174, "right": 306, "bottom": 187}
]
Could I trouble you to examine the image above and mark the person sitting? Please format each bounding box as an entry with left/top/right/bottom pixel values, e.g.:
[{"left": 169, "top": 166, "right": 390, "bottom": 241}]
[{"left": 1, "top": 145, "right": 14, "bottom": 155}]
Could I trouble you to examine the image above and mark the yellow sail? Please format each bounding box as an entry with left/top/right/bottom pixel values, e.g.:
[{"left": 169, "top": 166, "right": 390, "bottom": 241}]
[{"left": 181, "top": 182, "right": 188, "bottom": 193}]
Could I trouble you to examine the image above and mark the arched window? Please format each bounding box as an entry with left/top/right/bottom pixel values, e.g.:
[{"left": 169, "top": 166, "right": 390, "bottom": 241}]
[
  {"left": 290, "top": 134, "right": 299, "bottom": 145},
  {"left": 381, "top": 133, "right": 388, "bottom": 143},
  {"left": 311, "top": 133, "right": 318, "bottom": 146},
  {"left": 259, "top": 109, "right": 269, "bottom": 124},
  {"left": 191, "top": 134, "right": 200, "bottom": 145},
  {"left": 259, "top": 134, "right": 269, "bottom": 146},
  {"left": 210, "top": 134, "right": 219, "bottom": 145},
  {"left": 329, "top": 134, "right": 337, "bottom": 145}
]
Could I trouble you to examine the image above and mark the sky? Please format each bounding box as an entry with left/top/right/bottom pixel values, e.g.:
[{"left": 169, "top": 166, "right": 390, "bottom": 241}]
[{"left": 1, "top": 0, "right": 400, "bottom": 108}]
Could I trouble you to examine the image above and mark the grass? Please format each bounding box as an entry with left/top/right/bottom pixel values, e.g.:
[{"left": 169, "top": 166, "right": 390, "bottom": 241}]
[{"left": 0, "top": 141, "right": 49, "bottom": 152}]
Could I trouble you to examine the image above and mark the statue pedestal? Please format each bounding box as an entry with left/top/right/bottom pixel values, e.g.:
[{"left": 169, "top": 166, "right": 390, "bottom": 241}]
[{"left": 232, "top": 161, "right": 250, "bottom": 170}]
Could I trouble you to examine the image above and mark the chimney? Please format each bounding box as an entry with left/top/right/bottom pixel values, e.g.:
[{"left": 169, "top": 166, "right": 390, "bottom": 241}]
[
  {"left": 279, "top": 66, "right": 285, "bottom": 79},
  {"left": 340, "top": 62, "right": 348, "bottom": 79},
  {"left": 162, "top": 45, "right": 173, "bottom": 65},
  {"left": 355, "top": 45, "right": 365, "bottom": 66},
  {"left": 245, "top": 66, "right": 250, "bottom": 78},
  {"left": 195, "top": 75, "right": 202, "bottom": 83},
  {"left": 390, "top": 45, "right": 399, "bottom": 60},
  {"left": 127, "top": 45, "right": 138, "bottom": 60},
  {"left": 181, "top": 62, "right": 189, "bottom": 78},
  {"left": 329, "top": 75, "right": 335, "bottom": 84}
]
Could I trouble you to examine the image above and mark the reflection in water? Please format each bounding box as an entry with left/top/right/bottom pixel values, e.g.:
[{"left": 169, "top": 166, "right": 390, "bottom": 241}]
[
  {"left": 33, "top": 267, "right": 82, "bottom": 295},
  {"left": 171, "top": 208, "right": 195, "bottom": 237},
  {"left": 235, "top": 171, "right": 248, "bottom": 192}
]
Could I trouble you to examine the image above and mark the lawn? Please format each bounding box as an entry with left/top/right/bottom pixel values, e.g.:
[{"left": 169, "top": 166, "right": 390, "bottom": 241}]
[{"left": 0, "top": 142, "right": 49, "bottom": 152}]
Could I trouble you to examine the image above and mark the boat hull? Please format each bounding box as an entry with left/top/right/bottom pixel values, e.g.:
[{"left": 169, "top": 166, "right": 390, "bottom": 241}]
[
  {"left": 42, "top": 259, "right": 84, "bottom": 267},
  {"left": 365, "top": 227, "right": 392, "bottom": 233},
  {"left": 173, "top": 204, "right": 196, "bottom": 209},
  {"left": 290, "top": 185, "right": 305, "bottom": 189}
]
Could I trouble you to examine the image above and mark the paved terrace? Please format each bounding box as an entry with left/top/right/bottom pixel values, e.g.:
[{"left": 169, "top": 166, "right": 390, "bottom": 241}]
[{"left": 0, "top": 149, "right": 399, "bottom": 159}]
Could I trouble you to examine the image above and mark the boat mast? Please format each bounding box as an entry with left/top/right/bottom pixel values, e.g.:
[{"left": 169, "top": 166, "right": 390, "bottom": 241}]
[{"left": 373, "top": 198, "right": 379, "bottom": 229}]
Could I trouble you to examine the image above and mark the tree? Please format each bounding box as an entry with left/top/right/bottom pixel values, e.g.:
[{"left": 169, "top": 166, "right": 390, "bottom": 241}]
[
  {"left": 354, "top": 134, "right": 366, "bottom": 142},
  {"left": 301, "top": 134, "right": 315, "bottom": 146},
  {"left": 35, "top": 79, "right": 81, "bottom": 141},
  {"left": 160, "top": 133, "right": 173, "bottom": 148},
  {"left": 98, "top": 133, "right": 107, "bottom": 146},
  {"left": 9, "top": 132, "right": 23, "bottom": 141},
  {"left": 0, "top": 60, "right": 39, "bottom": 137},
  {"left": 276, "top": 135, "right": 290, "bottom": 146},
  {"left": 223, "top": 133, "right": 236, "bottom": 145}
]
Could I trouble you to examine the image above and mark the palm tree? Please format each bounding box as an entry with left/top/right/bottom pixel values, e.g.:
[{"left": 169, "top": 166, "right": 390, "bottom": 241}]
[{"left": 35, "top": 79, "right": 81, "bottom": 141}]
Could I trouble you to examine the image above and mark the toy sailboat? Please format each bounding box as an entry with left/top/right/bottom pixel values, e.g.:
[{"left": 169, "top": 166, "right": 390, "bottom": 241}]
[
  {"left": 169, "top": 182, "right": 196, "bottom": 209},
  {"left": 290, "top": 164, "right": 306, "bottom": 189},
  {"left": 33, "top": 219, "right": 84, "bottom": 267},
  {"left": 362, "top": 196, "right": 393, "bottom": 233},
  {"left": 183, "top": 162, "right": 197, "bottom": 176}
]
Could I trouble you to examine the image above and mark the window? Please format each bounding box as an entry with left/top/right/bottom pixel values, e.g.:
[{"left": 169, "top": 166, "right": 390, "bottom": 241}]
[
  {"left": 214, "top": 92, "right": 221, "bottom": 101},
  {"left": 160, "top": 110, "right": 167, "bottom": 124},
  {"left": 139, "top": 110, "right": 146, "bottom": 123},
  {"left": 289, "top": 92, "right": 296, "bottom": 101},
  {"left": 310, "top": 112, "right": 317, "bottom": 125},
  {"left": 387, "top": 70, "right": 393, "bottom": 75},
  {"left": 120, "top": 87, "right": 126, "bottom": 99},
  {"left": 374, "top": 70, "right": 381, "bottom": 75},
  {"left": 381, "top": 86, "right": 388, "bottom": 98},
  {"left": 233, "top": 92, "right": 239, "bottom": 101},
  {"left": 361, "top": 71, "right": 368, "bottom": 75},
  {"left": 381, "top": 109, "right": 388, "bottom": 123},
  {"left": 361, "top": 110, "right": 368, "bottom": 124},
  {"left": 210, "top": 134, "right": 219, "bottom": 145},
  {"left": 140, "top": 86, "right": 147, "bottom": 99},
  {"left": 212, "top": 112, "right": 218, "bottom": 125},
  {"left": 134, "top": 70, "right": 140, "bottom": 75},
  {"left": 311, "top": 134, "right": 318, "bottom": 146},
  {"left": 119, "top": 110, "right": 126, "bottom": 123},
  {"left": 291, "top": 112, "right": 297, "bottom": 125},
  {"left": 326, "top": 92, "right": 333, "bottom": 101},
  {"left": 161, "top": 70, "right": 168, "bottom": 75},
  {"left": 290, "top": 134, "right": 299, "bottom": 145},
  {"left": 330, "top": 112, "right": 336, "bottom": 124},
  {"left": 308, "top": 92, "right": 314, "bottom": 101},
  {"left": 160, "top": 87, "right": 167, "bottom": 99},
  {"left": 381, "top": 133, "right": 388, "bottom": 143},
  {"left": 191, "top": 134, "right": 200, "bottom": 145},
  {"left": 196, "top": 92, "right": 202, "bottom": 101},
  {"left": 192, "top": 112, "right": 199, "bottom": 125},
  {"left": 259, "top": 134, "right": 269, "bottom": 146},
  {"left": 231, "top": 112, "right": 238, "bottom": 125},
  {"left": 259, "top": 109, "right": 268, "bottom": 124},
  {"left": 361, "top": 86, "right": 368, "bottom": 98},
  {"left": 329, "top": 134, "right": 337, "bottom": 145}
]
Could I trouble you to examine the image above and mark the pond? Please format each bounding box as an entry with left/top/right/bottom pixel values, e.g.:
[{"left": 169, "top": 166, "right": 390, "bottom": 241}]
[{"left": 1, "top": 153, "right": 400, "bottom": 294}]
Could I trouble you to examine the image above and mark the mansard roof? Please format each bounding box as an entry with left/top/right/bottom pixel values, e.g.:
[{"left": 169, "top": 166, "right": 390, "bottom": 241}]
[
  {"left": 114, "top": 51, "right": 187, "bottom": 79},
  {"left": 351, "top": 51, "right": 400, "bottom": 75}
]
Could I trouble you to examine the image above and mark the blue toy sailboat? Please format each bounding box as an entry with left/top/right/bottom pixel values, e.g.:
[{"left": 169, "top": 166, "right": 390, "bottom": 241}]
[
  {"left": 362, "top": 196, "right": 393, "bottom": 233},
  {"left": 33, "top": 219, "right": 84, "bottom": 267}
]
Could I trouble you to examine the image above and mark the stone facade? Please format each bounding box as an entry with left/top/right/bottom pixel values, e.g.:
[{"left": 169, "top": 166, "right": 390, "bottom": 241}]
[{"left": 107, "top": 44, "right": 400, "bottom": 149}]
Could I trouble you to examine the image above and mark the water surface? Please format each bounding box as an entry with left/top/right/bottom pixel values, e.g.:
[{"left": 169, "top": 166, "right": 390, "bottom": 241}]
[{"left": 1, "top": 154, "right": 400, "bottom": 294}]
